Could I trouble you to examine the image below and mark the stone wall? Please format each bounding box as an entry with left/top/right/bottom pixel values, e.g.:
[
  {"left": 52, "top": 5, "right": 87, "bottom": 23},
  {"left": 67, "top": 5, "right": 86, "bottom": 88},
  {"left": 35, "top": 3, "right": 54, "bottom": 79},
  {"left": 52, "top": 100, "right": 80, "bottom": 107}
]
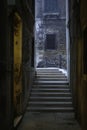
[{"left": 35, "top": 0, "right": 66, "bottom": 69}]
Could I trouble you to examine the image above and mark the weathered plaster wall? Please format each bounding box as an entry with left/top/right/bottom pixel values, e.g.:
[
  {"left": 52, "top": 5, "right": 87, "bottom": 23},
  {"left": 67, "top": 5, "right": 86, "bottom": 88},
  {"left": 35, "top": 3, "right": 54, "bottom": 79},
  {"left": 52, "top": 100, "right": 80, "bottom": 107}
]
[{"left": 35, "top": 0, "right": 66, "bottom": 68}]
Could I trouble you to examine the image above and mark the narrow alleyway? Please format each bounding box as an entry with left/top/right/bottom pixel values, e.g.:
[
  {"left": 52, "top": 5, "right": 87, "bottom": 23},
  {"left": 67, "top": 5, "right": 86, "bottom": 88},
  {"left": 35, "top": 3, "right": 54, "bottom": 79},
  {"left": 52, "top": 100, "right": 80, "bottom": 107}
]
[
  {"left": 0, "top": 1, "right": 87, "bottom": 130},
  {"left": 17, "top": 69, "right": 81, "bottom": 130}
]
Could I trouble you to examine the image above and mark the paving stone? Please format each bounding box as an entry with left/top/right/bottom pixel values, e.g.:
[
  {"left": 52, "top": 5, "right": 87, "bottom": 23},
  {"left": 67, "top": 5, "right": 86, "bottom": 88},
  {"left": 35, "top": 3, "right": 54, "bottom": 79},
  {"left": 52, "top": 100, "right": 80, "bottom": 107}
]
[{"left": 18, "top": 112, "right": 81, "bottom": 130}]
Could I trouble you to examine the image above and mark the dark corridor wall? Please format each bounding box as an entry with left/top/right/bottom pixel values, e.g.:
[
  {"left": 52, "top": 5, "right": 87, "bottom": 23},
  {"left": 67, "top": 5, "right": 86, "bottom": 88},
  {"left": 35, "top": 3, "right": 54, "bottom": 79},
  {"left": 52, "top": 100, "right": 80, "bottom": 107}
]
[
  {"left": 0, "top": 1, "right": 11, "bottom": 129},
  {"left": 0, "top": 0, "right": 35, "bottom": 130},
  {"left": 69, "top": 0, "right": 87, "bottom": 130}
]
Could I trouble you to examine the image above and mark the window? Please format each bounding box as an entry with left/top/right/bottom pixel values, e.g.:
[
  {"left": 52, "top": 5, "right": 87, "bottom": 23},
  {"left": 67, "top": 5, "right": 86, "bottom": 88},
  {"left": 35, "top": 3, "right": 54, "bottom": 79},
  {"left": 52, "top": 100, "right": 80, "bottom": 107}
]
[
  {"left": 44, "top": 0, "right": 58, "bottom": 13},
  {"left": 45, "top": 34, "right": 56, "bottom": 50},
  {"left": 83, "top": 27, "right": 87, "bottom": 74}
]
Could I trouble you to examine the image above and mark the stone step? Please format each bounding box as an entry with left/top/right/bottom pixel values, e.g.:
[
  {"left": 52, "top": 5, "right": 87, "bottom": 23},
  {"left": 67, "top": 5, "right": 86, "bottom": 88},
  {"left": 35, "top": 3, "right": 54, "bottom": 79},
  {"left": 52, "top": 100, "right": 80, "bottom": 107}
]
[
  {"left": 28, "top": 101, "right": 73, "bottom": 107},
  {"left": 35, "top": 77, "right": 67, "bottom": 81},
  {"left": 32, "top": 88, "right": 70, "bottom": 92},
  {"left": 36, "top": 75, "right": 67, "bottom": 78},
  {"left": 36, "top": 68, "right": 61, "bottom": 72},
  {"left": 30, "top": 96, "right": 72, "bottom": 102},
  {"left": 36, "top": 75, "right": 67, "bottom": 79},
  {"left": 34, "top": 80, "right": 69, "bottom": 85},
  {"left": 36, "top": 70, "right": 62, "bottom": 72},
  {"left": 36, "top": 69, "right": 63, "bottom": 73},
  {"left": 36, "top": 72, "right": 63, "bottom": 75},
  {"left": 36, "top": 75, "right": 66, "bottom": 77},
  {"left": 33, "top": 84, "right": 69, "bottom": 88},
  {"left": 27, "top": 106, "right": 74, "bottom": 112},
  {"left": 36, "top": 73, "right": 65, "bottom": 75},
  {"left": 31, "top": 92, "right": 72, "bottom": 97}
]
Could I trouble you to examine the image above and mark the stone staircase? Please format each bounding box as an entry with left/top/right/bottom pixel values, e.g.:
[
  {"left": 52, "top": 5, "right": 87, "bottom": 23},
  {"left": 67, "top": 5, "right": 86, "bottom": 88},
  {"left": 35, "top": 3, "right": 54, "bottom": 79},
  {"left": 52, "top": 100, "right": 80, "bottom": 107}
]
[{"left": 27, "top": 68, "right": 74, "bottom": 112}]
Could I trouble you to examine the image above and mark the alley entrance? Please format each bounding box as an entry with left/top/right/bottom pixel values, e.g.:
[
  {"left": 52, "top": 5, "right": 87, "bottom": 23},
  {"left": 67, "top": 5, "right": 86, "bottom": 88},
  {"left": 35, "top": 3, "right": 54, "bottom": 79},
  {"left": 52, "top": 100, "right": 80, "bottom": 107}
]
[{"left": 34, "top": 0, "right": 70, "bottom": 80}]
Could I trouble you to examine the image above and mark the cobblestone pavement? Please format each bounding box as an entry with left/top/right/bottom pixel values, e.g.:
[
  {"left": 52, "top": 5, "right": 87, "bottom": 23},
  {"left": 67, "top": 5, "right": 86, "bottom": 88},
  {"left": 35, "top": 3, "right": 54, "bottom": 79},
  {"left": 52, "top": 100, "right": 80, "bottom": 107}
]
[{"left": 18, "top": 112, "right": 81, "bottom": 130}]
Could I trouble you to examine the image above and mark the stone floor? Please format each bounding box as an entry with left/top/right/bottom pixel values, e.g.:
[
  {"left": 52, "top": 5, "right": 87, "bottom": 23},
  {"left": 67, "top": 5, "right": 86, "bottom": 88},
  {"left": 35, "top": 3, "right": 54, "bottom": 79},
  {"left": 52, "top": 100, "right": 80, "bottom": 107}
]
[{"left": 17, "top": 112, "right": 81, "bottom": 130}]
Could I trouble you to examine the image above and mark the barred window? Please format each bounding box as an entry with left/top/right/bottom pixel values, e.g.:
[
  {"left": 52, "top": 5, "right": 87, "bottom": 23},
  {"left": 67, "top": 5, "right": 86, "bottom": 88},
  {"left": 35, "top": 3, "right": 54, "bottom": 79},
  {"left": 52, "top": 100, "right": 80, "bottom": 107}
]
[
  {"left": 44, "top": 0, "right": 58, "bottom": 13},
  {"left": 45, "top": 34, "right": 56, "bottom": 50}
]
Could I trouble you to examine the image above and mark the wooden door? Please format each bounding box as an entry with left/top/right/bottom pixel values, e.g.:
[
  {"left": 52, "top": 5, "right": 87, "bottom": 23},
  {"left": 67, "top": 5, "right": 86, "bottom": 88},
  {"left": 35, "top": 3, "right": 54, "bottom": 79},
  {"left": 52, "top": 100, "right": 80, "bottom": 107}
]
[{"left": 13, "top": 12, "right": 22, "bottom": 117}]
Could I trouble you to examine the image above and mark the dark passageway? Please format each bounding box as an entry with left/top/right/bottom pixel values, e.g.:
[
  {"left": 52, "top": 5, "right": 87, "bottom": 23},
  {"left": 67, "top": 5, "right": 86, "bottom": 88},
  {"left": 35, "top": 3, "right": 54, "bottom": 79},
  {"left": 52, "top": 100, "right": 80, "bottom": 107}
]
[
  {"left": 18, "top": 112, "right": 81, "bottom": 130},
  {"left": 0, "top": 0, "right": 87, "bottom": 130}
]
